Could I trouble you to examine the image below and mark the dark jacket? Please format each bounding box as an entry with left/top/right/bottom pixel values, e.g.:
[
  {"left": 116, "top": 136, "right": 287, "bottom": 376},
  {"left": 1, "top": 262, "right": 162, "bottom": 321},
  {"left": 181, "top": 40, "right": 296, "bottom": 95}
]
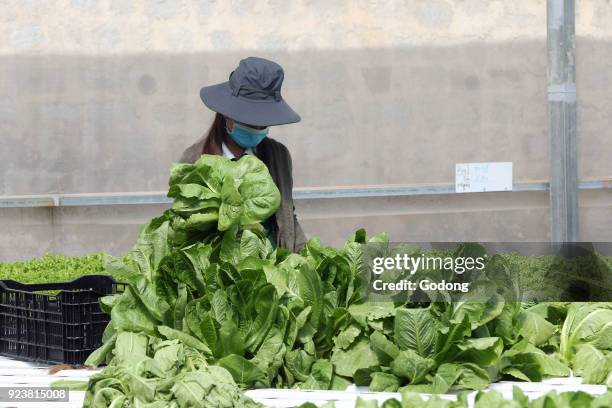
[{"left": 179, "top": 136, "right": 307, "bottom": 252}]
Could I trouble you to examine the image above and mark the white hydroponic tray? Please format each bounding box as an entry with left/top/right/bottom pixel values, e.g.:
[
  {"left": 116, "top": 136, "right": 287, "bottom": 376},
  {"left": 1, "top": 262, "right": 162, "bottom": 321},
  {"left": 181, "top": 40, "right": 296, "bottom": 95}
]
[{"left": 0, "top": 356, "right": 607, "bottom": 408}]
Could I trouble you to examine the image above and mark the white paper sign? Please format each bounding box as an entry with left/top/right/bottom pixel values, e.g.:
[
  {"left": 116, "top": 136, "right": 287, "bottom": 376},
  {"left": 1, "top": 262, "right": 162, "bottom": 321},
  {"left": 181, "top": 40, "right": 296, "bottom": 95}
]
[{"left": 455, "top": 162, "right": 513, "bottom": 193}]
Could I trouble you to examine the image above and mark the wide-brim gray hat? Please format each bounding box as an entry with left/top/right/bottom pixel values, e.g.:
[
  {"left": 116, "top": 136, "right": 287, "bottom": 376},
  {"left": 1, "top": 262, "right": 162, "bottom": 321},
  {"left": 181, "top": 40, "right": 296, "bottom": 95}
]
[{"left": 200, "top": 57, "right": 301, "bottom": 127}]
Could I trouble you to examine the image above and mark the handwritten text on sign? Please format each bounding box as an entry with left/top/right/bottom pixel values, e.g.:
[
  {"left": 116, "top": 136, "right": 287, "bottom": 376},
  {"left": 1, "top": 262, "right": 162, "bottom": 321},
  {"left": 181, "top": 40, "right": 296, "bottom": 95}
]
[{"left": 455, "top": 162, "right": 513, "bottom": 193}]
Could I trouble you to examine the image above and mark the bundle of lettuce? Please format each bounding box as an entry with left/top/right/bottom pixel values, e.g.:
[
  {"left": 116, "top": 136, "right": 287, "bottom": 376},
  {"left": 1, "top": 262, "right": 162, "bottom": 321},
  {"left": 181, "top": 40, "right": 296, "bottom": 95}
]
[{"left": 66, "top": 155, "right": 612, "bottom": 407}]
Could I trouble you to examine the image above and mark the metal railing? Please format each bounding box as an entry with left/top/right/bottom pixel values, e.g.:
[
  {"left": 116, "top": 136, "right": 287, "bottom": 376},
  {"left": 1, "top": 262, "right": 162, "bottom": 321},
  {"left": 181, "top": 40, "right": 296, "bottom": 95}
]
[{"left": 0, "top": 179, "right": 609, "bottom": 208}]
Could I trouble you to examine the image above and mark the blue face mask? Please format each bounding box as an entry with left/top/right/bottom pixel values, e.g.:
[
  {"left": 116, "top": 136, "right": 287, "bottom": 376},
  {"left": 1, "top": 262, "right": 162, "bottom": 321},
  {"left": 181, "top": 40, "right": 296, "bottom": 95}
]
[{"left": 227, "top": 123, "right": 269, "bottom": 148}]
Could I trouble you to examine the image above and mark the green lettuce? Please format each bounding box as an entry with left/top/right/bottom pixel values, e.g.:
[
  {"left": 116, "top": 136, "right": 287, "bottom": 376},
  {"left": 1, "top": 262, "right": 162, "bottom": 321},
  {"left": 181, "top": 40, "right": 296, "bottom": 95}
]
[{"left": 74, "top": 156, "right": 610, "bottom": 407}]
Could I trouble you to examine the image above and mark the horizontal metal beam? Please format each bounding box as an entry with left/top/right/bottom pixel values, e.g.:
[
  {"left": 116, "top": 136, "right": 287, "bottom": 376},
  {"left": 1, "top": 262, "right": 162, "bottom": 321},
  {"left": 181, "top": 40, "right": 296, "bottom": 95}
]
[
  {"left": 293, "top": 181, "right": 549, "bottom": 199},
  {"left": 60, "top": 192, "right": 173, "bottom": 207},
  {"left": 0, "top": 196, "right": 58, "bottom": 208},
  {"left": 0, "top": 179, "right": 609, "bottom": 208}
]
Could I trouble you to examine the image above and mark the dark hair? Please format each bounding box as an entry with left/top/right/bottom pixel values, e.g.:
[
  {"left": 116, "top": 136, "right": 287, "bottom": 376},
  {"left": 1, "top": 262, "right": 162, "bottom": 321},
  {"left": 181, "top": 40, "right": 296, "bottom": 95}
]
[{"left": 201, "top": 113, "right": 226, "bottom": 155}]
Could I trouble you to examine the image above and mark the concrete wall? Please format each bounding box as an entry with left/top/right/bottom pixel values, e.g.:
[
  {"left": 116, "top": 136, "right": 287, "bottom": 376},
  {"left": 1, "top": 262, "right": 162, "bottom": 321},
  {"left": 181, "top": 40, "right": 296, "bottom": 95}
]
[{"left": 0, "top": 1, "right": 611, "bottom": 261}]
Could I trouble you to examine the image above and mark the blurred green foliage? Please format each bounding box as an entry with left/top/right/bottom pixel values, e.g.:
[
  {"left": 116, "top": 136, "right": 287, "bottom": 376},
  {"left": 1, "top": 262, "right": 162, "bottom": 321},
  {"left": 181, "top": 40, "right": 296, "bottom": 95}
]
[{"left": 0, "top": 253, "right": 133, "bottom": 284}]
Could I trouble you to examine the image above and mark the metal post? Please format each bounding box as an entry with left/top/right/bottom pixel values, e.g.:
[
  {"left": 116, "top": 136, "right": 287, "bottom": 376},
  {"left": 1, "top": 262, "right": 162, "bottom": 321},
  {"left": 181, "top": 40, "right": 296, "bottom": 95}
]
[{"left": 547, "top": 0, "right": 578, "bottom": 242}]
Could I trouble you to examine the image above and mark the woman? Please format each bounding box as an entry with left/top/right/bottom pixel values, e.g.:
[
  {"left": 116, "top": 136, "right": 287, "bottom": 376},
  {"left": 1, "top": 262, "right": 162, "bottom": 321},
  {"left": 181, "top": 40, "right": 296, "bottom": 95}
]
[{"left": 180, "top": 57, "right": 307, "bottom": 252}]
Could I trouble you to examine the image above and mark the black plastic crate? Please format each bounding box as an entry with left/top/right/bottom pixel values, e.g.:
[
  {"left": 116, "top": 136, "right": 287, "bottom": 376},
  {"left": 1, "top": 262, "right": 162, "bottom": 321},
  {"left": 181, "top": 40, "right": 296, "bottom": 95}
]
[{"left": 0, "top": 275, "right": 125, "bottom": 365}]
